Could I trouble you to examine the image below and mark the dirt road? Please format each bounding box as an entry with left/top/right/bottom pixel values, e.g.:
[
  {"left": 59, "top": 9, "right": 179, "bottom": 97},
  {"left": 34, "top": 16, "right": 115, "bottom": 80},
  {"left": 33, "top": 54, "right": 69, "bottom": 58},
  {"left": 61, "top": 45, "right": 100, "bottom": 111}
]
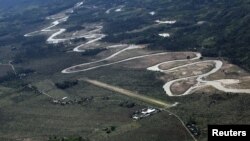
[
  {"left": 81, "top": 78, "right": 172, "bottom": 108},
  {"left": 82, "top": 78, "right": 197, "bottom": 141}
]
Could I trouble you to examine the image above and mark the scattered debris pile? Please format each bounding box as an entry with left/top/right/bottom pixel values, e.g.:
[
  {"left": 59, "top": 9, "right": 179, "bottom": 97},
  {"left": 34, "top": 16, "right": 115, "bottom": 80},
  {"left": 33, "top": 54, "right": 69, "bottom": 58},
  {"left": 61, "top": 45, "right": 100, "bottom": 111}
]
[
  {"left": 17, "top": 68, "right": 35, "bottom": 77},
  {"left": 25, "top": 84, "right": 44, "bottom": 95},
  {"left": 51, "top": 96, "right": 94, "bottom": 106},
  {"left": 132, "top": 107, "right": 161, "bottom": 120}
]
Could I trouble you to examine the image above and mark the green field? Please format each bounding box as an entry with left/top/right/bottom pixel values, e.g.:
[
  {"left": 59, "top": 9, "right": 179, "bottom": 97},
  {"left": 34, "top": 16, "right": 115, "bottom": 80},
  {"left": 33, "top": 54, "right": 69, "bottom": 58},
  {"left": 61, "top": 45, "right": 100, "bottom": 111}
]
[{"left": 1, "top": 0, "right": 250, "bottom": 141}]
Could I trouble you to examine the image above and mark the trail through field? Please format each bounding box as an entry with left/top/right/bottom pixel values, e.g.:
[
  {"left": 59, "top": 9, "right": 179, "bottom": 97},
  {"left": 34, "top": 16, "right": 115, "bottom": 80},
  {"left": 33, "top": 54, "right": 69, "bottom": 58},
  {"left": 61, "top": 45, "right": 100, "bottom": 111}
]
[
  {"left": 82, "top": 78, "right": 197, "bottom": 141},
  {"left": 81, "top": 78, "right": 173, "bottom": 108},
  {"left": 0, "top": 61, "right": 17, "bottom": 75}
]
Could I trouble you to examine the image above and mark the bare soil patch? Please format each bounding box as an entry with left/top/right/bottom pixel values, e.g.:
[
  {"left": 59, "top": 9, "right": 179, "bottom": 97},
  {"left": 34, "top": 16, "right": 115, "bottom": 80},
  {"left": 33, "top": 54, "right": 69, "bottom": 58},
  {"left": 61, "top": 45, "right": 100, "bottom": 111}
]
[
  {"left": 120, "top": 52, "right": 195, "bottom": 69},
  {"left": 207, "top": 60, "right": 249, "bottom": 80},
  {"left": 167, "top": 62, "right": 214, "bottom": 79},
  {"left": 170, "top": 78, "right": 197, "bottom": 96}
]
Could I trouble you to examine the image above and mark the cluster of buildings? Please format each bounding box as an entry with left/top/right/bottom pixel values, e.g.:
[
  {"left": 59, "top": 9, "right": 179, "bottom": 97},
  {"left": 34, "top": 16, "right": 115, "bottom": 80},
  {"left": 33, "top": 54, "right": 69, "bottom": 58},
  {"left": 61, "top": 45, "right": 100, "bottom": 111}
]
[{"left": 132, "top": 107, "right": 161, "bottom": 120}]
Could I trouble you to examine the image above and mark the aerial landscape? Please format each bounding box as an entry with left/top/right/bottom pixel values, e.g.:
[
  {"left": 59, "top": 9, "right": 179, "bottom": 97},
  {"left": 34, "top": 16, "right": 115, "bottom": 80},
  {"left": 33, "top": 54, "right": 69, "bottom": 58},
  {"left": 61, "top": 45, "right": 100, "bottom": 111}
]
[{"left": 1, "top": 0, "right": 250, "bottom": 141}]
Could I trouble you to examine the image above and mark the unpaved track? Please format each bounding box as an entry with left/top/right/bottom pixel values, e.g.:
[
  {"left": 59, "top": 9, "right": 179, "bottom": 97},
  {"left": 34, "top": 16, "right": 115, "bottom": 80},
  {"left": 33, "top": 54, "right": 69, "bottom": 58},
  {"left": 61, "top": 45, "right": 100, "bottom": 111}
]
[
  {"left": 8, "top": 61, "right": 17, "bottom": 75},
  {"left": 148, "top": 53, "right": 250, "bottom": 96},
  {"left": 24, "top": 0, "right": 250, "bottom": 97},
  {"left": 165, "top": 110, "right": 198, "bottom": 141},
  {"left": 82, "top": 78, "right": 197, "bottom": 141},
  {"left": 0, "top": 61, "right": 17, "bottom": 75},
  {"left": 62, "top": 46, "right": 169, "bottom": 73},
  {"left": 81, "top": 78, "right": 173, "bottom": 108},
  {"left": 22, "top": 2, "right": 199, "bottom": 140},
  {"left": 24, "top": 1, "right": 105, "bottom": 49}
]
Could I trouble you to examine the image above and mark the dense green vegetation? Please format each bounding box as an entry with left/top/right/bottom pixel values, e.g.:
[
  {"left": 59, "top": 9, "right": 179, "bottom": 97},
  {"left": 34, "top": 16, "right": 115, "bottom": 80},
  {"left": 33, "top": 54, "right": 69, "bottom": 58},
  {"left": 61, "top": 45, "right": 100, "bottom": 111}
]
[
  {"left": 0, "top": 0, "right": 250, "bottom": 141},
  {"left": 0, "top": 0, "right": 79, "bottom": 46},
  {"left": 55, "top": 80, "right": 78, "bottom": 89},
  {"left": 2, "top": 0, "right": 249, "bottom": 70},
  {"left": 75, "top": 0, "right": 250, "bottom": 70}
]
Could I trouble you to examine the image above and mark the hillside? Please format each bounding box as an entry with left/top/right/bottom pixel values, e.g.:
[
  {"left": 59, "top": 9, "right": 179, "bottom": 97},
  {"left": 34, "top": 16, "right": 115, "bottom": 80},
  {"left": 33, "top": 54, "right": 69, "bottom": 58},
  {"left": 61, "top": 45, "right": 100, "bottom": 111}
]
[
  {"left": 99, "top": 0, "right": 250, "bottom": 70},
  {"left": 0, "top": 0, "right": 250, "bottom": 141}
]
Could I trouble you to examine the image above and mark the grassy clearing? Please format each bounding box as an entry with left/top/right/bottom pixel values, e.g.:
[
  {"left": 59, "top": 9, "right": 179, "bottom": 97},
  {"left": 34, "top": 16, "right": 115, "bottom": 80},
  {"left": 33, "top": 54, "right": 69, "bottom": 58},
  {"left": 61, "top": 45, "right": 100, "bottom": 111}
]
[
  {"left": 82, "top": 78, "right": 172, "bottom": 108},
  {"left": 103, "top": 111, "right": 194, "bottom": 141},
  {"left": 1, "top": 0, "right": 250, "bottom": 140},
  {"left": 0, "top": 84, "right": 138, "bottom": 140},
  {"left": 0, "top": 65, "right": 13, "bottom": 78},
  {"left": 170, "top": 92, "right": 250, "bottom": 141},
  {"left": 0, "top": 79, "right": 193, "bottom": 141}
]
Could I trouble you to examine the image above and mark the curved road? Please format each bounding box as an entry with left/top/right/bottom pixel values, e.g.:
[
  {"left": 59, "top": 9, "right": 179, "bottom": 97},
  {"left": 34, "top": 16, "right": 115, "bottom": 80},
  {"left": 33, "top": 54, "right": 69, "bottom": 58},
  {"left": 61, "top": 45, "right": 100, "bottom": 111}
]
[
  {"left": 22, "top": 2, "right": 250, "bottom": 141},
  {"left": 24, "top": 1, "right": 250, "bottom": 97},
  {"left": 147, "top": 53, "right": 250, "bottom": 96}
]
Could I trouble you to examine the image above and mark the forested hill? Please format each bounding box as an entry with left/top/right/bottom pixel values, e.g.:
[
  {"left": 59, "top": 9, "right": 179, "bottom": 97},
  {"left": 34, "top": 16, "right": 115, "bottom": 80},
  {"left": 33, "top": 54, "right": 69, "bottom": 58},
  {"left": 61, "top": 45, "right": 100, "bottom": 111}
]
[
  {"left": 164, "top": 0, "right": 250, "bottom": 70},
  {"left": 168, "top": 0, "right": 250, "bottom": 70},
  {"left": 0, "top": 0, "right": 79, "bottom": 46},
  {"left": 1, "top": 0, "right": 250, "bottom": 70},
  {"left": 93, "top": 0, "right": 250, "bottom": 70}
]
